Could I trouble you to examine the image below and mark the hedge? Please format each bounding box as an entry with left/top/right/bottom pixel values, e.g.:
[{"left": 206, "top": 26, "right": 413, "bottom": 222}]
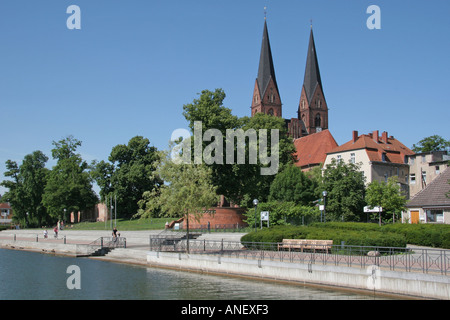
[
  {"left": 241, "top": 223, "right": 450, "bottom": 249},
  {"left": 241, "top": 224, "right": 407, "bottom": 249}
]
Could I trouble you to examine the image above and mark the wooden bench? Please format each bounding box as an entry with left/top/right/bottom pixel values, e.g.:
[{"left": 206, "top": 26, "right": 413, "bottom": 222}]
[{"left": 278, "top": 239, "right": 333, "bottom": 253}]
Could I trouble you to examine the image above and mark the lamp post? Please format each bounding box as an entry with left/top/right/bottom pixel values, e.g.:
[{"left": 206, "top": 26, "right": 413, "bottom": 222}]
[
  {"left": 322, "top": 191, "right": 327, "bottom": 223},
  {"left": 253, "top": 199, "right": 259, "bottom": 232}
]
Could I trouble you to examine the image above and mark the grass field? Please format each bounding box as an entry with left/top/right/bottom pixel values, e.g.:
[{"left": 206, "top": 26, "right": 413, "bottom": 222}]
[{"left": 69, "top": 218, "right": 170, "bottom": 231}]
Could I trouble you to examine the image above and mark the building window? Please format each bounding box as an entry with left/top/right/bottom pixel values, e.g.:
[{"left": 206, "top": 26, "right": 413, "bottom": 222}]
[
  {"left": 436, "top": 166, "right": 440, "bottom": 175},
  {"left": 410, "top": 174, "right": 416, "bottom": 185},
  {"left": 381, "top": 152, "right": 386, "bottom": 162},
  {"left": 421, "top": 171, "right": 427, "bottom": 184},
  {"left": 268, "top": 108, "right": 274, "bottom": 116},
  {"left": 337, "top": 155, "right": 342, "bottom": 163},
  {"left": 317, "top": 99, "right": 321, "bottom": 109},
  {"left": 350, "top": 153, "right": 355, "bottom": 164},
  {"left": 426, "top": 209, "right": 444, "bottom": 223}
]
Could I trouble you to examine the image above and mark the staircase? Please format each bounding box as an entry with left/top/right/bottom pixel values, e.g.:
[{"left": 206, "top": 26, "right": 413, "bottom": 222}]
[{"left": 76, "top": 236, "right": 126, "bottom": 257}]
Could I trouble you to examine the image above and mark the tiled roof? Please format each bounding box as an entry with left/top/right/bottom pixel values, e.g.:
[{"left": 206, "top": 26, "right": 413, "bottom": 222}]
[
  {"left": 327, "top": 131, "right": 414, "bottom": 164},
  {"left": 0, "top": 203, "right": 11, "bottom": 209},
  {"left": 406, "top": 167, "right": 450, "bottom": 208},
  {"left": 294, "top": 129, "right": 338, "bottom": 168}
]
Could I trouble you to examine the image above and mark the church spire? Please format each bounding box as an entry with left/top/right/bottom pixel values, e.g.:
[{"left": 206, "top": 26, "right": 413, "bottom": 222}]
[
  {"left": 298, "top": 27, "right": 328, "bottom": 134},
  {"left": 303, "top": 27, "right": 323, "bottom": 105},
  {"left": 251, "top": 19, "right": 282, "bottom": 117}
]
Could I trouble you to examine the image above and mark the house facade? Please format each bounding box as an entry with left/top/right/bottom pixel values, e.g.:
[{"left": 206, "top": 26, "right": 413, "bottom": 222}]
[
  {"left": 406, "top": 151, "right": 449, "bottom": 198},
  {"left": 404, "top": 167, "right": 450, "bottom": 224},
  {"left": 0, "top": 202, "right": 13, "bottom": 225},
  {"left": 323, "top": 130, "right": 415, "bottom": 196}
]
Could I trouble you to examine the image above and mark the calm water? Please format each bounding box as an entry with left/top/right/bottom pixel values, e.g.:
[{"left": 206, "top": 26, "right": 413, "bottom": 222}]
[{"left": 0, "top": 248, "right": 389, "bottom": 300}]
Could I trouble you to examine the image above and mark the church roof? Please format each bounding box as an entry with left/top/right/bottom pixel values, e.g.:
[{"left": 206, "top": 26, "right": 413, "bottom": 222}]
[
  {"left": 257, "top": 21, "right": 279, "bottom": 98},
  {"left": 293, "top": 129, "right": 338, "bottom": 168},
  {"left": 303, "top": 28, "right": 323, "bottom": 104}
]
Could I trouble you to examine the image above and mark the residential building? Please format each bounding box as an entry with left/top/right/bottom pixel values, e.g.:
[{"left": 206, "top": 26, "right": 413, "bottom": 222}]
[
  {"left": 404, "top": 166, "right": 450, "bottom": 224},
  {"left": 323, "top": 130, "right": 415, "bottom": 196},
  {"left": 0, "top": 202, "right": 13, "bottom": 225},
  {"left": 406, "top": 151, "right": 449, "bottom": 198}
]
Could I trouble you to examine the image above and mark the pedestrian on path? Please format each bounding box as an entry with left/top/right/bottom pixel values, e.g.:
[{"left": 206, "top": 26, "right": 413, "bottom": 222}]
[
  {"left": 43, "top": 230, "right": 48, "bottom": 239},
  {"left": 53, "top": 227, "right": 58, "bottom": 238}
]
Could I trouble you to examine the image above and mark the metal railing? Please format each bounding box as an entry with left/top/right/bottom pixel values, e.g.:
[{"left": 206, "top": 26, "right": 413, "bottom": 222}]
[
  {"left": 76, "top": 236, "right": 126, "bottom": 256},
  {"left": 148, "top": 238, "right": 449, "bottom": 276}
]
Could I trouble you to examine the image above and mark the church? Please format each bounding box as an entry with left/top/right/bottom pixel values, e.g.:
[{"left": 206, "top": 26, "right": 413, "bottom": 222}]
[{"left": 250, "top": 19, "right": 338, "bottom": 171}]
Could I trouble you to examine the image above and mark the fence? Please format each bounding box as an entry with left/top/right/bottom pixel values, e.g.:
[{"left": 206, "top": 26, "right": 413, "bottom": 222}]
[
  {"left": 76, "top": 236, "right": 126, "bottom": 256},
  {"left": 149, "top": 238, "right": 450, "bottom": 276}
]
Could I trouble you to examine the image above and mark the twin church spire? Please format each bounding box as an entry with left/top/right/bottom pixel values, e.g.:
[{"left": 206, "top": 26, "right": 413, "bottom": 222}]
[{"left": 251, "top": 18, "right": 328, "bottom": 137}]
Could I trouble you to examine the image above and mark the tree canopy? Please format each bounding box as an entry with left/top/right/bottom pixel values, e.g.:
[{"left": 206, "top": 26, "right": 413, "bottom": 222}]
[
  {"left": 92, "top": 136, "right": 162, "bottom": 218},
  {"left": 320, "top": 159, "right": 366, "bottom": 222},
  {"left": 42, "top": 136, "right": 98, "bottom": 222},
  {"left": 412, "top": 135, "right": 450, "bottom": 153}
]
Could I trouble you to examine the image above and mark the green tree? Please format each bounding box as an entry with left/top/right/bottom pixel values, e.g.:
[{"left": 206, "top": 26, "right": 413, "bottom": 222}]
[
  {"left": 1, "top": 151, "right": 50, "bottom": 227},
  {"left": 320, "top": 158, "right": 366, "bottom": 222},
  {"left": 181, "top": 89, "right": 295, "bottom": 207},
  {"left": 92, "top": 136, "right": 162, "bottom": 218},
  {"left": 365, "top": 176, "right": 407, "bottom": 223},
  {"left": 412, "top": 135, "right": 450, "bottom": 153},
  {"left": 42, "top": 136, "right": 98, "bottom": 222},
  {"left": 137, "top": 148, "right": 219, "bottom": 252},
  {"left": 269, "top": 164, "right": 317, "bottom": 206}
]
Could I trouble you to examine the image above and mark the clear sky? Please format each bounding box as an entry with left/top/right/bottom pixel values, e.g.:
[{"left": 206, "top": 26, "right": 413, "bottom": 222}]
[{"left": 1, "top": 0, "right": 449, "bottom": 196}]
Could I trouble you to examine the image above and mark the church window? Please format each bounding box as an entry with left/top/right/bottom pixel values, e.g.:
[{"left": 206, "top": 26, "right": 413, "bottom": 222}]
[
  {"left": 268, "top": 108, "right": 274, "bottom": 116},
  {"left": 315, "top": 114, "right": 321, "bottom": 128}
]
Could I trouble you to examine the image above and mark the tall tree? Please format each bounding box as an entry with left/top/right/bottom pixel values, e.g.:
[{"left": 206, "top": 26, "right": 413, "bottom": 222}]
[
  {"left": 269, "top": 164, "right": 317, "bottom": 206},
  {"left": 181, "top": 89, "right": 295, "bottom": 207},
  {"left": 320, "top": 158, "right": 366, "bottom": 222},
  {"left": 412, "top": 135, "right": 450, "bottom": 153},
  {"left": 1, "top": 151, "right": 50, "bottom": 227},
  {"left": 365, "top": 176, "right": 407, "bottom": 223},
  {"left": 42, "top": 136, "right": 98, "bottom": 222},
  {"left": 92, "top": 136, "right": 162, "bottom": 218},
  {"left": 137, "top": 148, "right": 219, "bottom": 252}
]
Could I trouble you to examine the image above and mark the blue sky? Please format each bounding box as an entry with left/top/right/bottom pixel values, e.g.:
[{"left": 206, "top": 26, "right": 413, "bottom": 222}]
[{"left": 1, "top": 0, "right": 449, "bottom": 195}]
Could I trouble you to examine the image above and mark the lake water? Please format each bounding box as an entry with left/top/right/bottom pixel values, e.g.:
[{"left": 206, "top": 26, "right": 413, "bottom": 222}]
[{"left": 0, "top": 248, "right": 390, "bottom": 300}]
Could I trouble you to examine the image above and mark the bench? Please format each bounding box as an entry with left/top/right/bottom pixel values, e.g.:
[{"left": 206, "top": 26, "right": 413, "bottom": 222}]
[{"left": 278, "top": 239, "right": 333, "bottom": 253}]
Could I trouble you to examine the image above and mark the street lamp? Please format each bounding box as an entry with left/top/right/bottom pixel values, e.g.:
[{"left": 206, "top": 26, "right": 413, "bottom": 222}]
[
  {"left": 253, "top": 199, "right": 259, "bottom": 232},
  {"left": 322, "top": 191, "right": 327, "bottom": 223}
]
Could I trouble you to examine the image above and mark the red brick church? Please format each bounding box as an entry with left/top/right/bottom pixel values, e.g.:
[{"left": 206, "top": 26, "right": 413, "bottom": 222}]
[
  {"left": 180, "top": 19, "right": 338, "bottom": 230},
  {"left": 251, "top": 19, "right": 337, "bottom": 171}
]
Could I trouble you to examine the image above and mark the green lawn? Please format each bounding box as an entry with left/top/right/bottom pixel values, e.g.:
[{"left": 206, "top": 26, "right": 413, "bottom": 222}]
[{"left": 69, "top": 218, "right": 171, "bottom": 231}]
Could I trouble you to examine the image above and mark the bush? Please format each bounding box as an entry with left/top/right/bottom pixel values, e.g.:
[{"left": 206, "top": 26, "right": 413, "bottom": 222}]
[
  {"left": 241, "top": 224, "right": 407, "bottom": 249},
  {"left": 383, "top": 223, "right": 450, "bottom": 249}
]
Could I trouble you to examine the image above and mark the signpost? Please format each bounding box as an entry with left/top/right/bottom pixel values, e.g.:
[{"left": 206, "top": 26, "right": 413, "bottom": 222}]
[
  {"left": 260, "top": 211, "right": 269, "bottom": 229},
  {"left": 364, "top": 206, "right": 383, "bottom": 226}
]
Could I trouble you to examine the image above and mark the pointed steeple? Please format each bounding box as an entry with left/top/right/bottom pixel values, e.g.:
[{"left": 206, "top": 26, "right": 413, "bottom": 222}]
[
  {"left": 251, "top": 20, "right": 282, "bottom": 117},
  {"left": 303, "top": 28, "right": 323, "bottom": 105},
  {"left": 257, "top": 20, "right": 279, "bottom": 98},
  {"left": 298, "top": 27, "right": 328, "bottom": 135}
]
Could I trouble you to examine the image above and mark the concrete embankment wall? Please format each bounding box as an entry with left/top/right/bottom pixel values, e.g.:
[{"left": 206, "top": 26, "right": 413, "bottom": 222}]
[
  {"left": 147, "top": 251, "right": 450, "bottom": 300},
  {"left": 0, "top": 239, "right": 79, "bottom": 256}
]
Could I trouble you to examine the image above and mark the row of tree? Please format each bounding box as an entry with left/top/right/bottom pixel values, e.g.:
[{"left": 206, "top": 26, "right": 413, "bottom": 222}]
[{"left": 1, "top": 88, "right": 448, "bottom": 228}]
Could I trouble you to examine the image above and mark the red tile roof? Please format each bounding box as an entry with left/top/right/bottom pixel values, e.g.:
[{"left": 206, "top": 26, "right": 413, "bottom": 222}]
[
  {"left": 294, "top": 129, "right": 338, "bottom": 168},
  {"left": 0, "top": 203, "right": 11, "bottom": 210},
  {"left": 327, "top": 131, "right": 414, "bottom": 164}
]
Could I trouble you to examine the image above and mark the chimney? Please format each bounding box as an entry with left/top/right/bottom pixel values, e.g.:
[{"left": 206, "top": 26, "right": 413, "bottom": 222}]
[
  {"left": 352, "top": 130, "right": 358, "bottom": 143},
  {"left": 382, "top": 131, "right": 388, "bottom": 143},
  {"left": 373, "top": 130, "right": 379, "bottom": 143}
]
